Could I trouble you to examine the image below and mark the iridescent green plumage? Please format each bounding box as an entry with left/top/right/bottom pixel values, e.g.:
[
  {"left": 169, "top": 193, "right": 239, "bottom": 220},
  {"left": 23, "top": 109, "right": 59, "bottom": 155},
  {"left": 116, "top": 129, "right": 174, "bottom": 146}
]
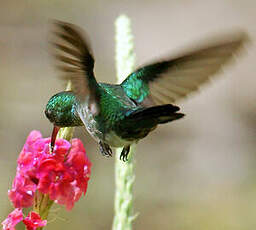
[
  {"left": 45, "top": 20, "right": 248, "bottom": 161},
  {"left": 45, "top": 91, "right": 82, "bottom": 127},
  {"left": 46, "top": 83, "right": 180, "bottom": 144}
]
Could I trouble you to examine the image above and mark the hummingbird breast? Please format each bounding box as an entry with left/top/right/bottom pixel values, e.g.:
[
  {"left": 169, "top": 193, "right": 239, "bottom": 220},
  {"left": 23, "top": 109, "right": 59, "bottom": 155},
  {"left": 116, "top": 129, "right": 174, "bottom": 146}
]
[
  {"left": 104, "top": 131, "right": 135, "bottom": 147},
  {"left": 78, "top": 104, "right": 135, "bottom": 147},
  {"left": 77, "top": 83, "right": 141, "bottom": 147},
  {"left": 77, "top": 103, "right": 104, "bottom": 142}
]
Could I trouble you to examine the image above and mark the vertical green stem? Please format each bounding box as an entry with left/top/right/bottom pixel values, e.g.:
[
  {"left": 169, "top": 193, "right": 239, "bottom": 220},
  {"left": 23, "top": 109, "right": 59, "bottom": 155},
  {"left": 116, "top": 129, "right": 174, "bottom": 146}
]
[{"left": 112, "top": 15, "right": 137, "bottom": 230}]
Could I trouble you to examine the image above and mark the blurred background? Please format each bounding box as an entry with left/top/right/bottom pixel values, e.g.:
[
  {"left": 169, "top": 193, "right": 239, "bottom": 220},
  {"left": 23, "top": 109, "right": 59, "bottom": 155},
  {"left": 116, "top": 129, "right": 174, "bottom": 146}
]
[{"left": 0, "top": 0, "right": 255, "bottom": 229}]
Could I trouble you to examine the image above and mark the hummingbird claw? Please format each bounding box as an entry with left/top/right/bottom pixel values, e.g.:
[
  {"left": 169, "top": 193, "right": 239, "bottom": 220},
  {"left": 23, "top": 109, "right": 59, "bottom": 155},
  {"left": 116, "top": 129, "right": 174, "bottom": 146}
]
[
  {"left": 99, "top": 141, "right": 113, "bottom": 158},
  {"left": 120, "top": 146, "right": 130, "bottom": 162}
]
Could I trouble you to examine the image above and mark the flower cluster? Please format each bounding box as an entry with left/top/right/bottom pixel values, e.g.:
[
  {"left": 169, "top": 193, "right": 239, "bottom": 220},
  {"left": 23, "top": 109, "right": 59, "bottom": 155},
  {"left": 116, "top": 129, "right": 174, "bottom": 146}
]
[
  {"left": 2, "top": 130, "right": 91, "bottom": 230},
  {"left": 23, "top": 211, "right": 47, "bottom": 230},
  {"left": 2, "top": 209, "right": 46, "bottom": 230}
]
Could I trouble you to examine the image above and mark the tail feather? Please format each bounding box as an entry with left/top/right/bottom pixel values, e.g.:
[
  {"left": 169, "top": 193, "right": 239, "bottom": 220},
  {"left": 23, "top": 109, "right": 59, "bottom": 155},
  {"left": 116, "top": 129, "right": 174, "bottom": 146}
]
[
  {"left": 116, "top": 104, "right": 184, "bottom": 141},
  {"left": 127, "top": 104, "right": 185, "bottom": 124}
]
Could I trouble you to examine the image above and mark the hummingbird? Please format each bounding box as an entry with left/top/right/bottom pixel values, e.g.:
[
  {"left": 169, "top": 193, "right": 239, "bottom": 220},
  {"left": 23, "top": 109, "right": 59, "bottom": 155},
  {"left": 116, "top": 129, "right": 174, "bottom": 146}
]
[{"left": 45, "top": 20, "right": 248, "bottom": 161}]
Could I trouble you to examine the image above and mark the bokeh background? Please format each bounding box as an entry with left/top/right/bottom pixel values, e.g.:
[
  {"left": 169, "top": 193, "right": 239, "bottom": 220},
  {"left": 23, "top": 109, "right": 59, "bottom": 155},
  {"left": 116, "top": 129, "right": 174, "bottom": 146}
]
[{"left": 0, "top": 0, "right": 255, "bottom": 229}]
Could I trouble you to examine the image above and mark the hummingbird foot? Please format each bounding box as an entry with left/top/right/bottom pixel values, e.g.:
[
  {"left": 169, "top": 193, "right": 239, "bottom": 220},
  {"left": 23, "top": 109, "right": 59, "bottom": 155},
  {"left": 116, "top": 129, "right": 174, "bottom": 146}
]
[
  {"left": 120, "top": 145, "right": 131, "bottom": 162},
  {"left": 99, "top": 141, "right": 113, "bottom": 158}
]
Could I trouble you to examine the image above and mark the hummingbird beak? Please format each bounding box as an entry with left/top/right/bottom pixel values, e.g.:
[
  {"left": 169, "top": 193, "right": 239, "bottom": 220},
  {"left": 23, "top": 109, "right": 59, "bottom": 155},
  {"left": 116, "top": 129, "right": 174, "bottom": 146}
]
[{"left": 51, "top": 125, "right": 60, "bottom": 152}]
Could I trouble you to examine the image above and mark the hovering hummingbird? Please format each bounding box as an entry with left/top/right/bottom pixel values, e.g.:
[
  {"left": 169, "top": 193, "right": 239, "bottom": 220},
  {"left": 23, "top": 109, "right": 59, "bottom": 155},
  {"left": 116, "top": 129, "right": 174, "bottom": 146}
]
[{"left": 45, "top": 20, "right": 248, "bottom": 161}]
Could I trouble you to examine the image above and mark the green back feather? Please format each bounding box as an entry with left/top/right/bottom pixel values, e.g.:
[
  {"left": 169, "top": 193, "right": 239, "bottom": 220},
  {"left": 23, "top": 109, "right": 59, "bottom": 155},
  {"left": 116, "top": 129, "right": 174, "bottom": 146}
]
[
  {"left": 121, "top": 62, "right": 169, "bottom": 103},
  {"left": 95, "top": 84, "right": 138, "bottom": 130}
]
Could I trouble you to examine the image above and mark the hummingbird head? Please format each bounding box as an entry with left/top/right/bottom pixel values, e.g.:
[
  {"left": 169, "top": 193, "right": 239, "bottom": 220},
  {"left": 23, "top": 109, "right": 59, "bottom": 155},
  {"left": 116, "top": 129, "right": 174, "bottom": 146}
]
[{"left": 45, "top": 91, "right": 83, "bottom": 127}]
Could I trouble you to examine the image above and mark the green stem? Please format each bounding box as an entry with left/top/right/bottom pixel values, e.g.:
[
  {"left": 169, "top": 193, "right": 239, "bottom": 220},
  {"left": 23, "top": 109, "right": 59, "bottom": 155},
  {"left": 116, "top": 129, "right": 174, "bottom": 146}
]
[{"left": 112, "top": 15, "right": 137, "bottom": 230}]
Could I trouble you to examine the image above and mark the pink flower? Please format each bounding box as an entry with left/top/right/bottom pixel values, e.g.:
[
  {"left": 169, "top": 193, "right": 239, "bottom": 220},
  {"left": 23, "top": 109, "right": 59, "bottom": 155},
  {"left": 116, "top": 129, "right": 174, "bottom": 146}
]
[
  {"left": 2, "top": 208, "right": 23, "bottom": 230},
  {"left": 66, "top": 139, "right": 91, "bottom": 201},
  {"left": 8, "top": 130, "right": 91, "bottom": 210},
  {"left": 8, "top": 174, "right": 36, "bottom": 208},
  {"left": 37, "top": 138, "right": 91, "bottom": 210},
  {"left": 23, "top": 212, "right": 47, "bottom": 230},
  {"left": 2, "top": 209, "right": 47, "bottom": 230}
]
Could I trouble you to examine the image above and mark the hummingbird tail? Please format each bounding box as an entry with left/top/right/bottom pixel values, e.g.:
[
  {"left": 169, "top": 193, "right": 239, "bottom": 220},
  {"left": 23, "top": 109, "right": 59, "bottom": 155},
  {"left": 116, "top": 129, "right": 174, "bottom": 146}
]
[
  {"left": 128, "top": 104, "right": 185, "bottom": 124},
  {"left": 116, "top": 104, "right": 184, "bottom": 141}
]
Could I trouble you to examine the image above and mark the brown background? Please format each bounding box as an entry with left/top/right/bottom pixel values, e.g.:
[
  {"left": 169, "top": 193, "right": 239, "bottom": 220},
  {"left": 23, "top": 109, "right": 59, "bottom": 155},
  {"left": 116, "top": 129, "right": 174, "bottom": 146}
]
[{"left": 0, "top": 0, "right": 255, "bottom": 229}]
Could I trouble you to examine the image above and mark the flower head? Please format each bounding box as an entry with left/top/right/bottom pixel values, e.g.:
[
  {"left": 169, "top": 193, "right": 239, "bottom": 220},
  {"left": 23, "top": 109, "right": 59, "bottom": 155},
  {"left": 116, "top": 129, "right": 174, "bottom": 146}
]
[{"left": 8, "top": 130, "right": 91, "bottom": 210}]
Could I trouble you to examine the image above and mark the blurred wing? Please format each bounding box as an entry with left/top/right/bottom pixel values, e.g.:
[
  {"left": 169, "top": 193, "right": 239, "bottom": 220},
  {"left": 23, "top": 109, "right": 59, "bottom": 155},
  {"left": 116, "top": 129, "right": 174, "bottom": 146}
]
[
  {"left": 121, "top": 32, "right": 249, "bottom": 106},
  {"left": 51, "top": 20, "right": 99, "bottom": 106}
]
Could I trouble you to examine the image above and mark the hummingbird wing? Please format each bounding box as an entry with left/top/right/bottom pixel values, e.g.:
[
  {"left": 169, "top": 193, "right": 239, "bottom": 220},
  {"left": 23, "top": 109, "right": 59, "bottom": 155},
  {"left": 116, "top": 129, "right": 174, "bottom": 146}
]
[
  {"left": 121, "top": 32, "right": 249, "bottom": 106},
  {"left": 51, "top": 20, "right": 100, "bottom": 113}
]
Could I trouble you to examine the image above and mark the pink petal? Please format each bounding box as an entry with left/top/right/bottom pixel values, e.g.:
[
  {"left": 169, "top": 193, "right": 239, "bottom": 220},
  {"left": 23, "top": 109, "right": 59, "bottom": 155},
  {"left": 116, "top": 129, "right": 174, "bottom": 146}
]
[
  {"left": 23, "top": 212, "right": 47, "bottom": 230},
  {"left": 8, "top": 174, "right": 36, "bottom": 208},
  {"left": 2, "top": 208, "right": 23, "bottom": 230}
]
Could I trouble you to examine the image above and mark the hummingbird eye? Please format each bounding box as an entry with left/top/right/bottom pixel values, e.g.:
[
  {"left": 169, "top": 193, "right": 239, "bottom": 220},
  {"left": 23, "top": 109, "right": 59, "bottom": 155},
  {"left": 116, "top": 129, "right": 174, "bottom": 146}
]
[{"left": 45, "top": 109, "right": 52, "bottom": 118}]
